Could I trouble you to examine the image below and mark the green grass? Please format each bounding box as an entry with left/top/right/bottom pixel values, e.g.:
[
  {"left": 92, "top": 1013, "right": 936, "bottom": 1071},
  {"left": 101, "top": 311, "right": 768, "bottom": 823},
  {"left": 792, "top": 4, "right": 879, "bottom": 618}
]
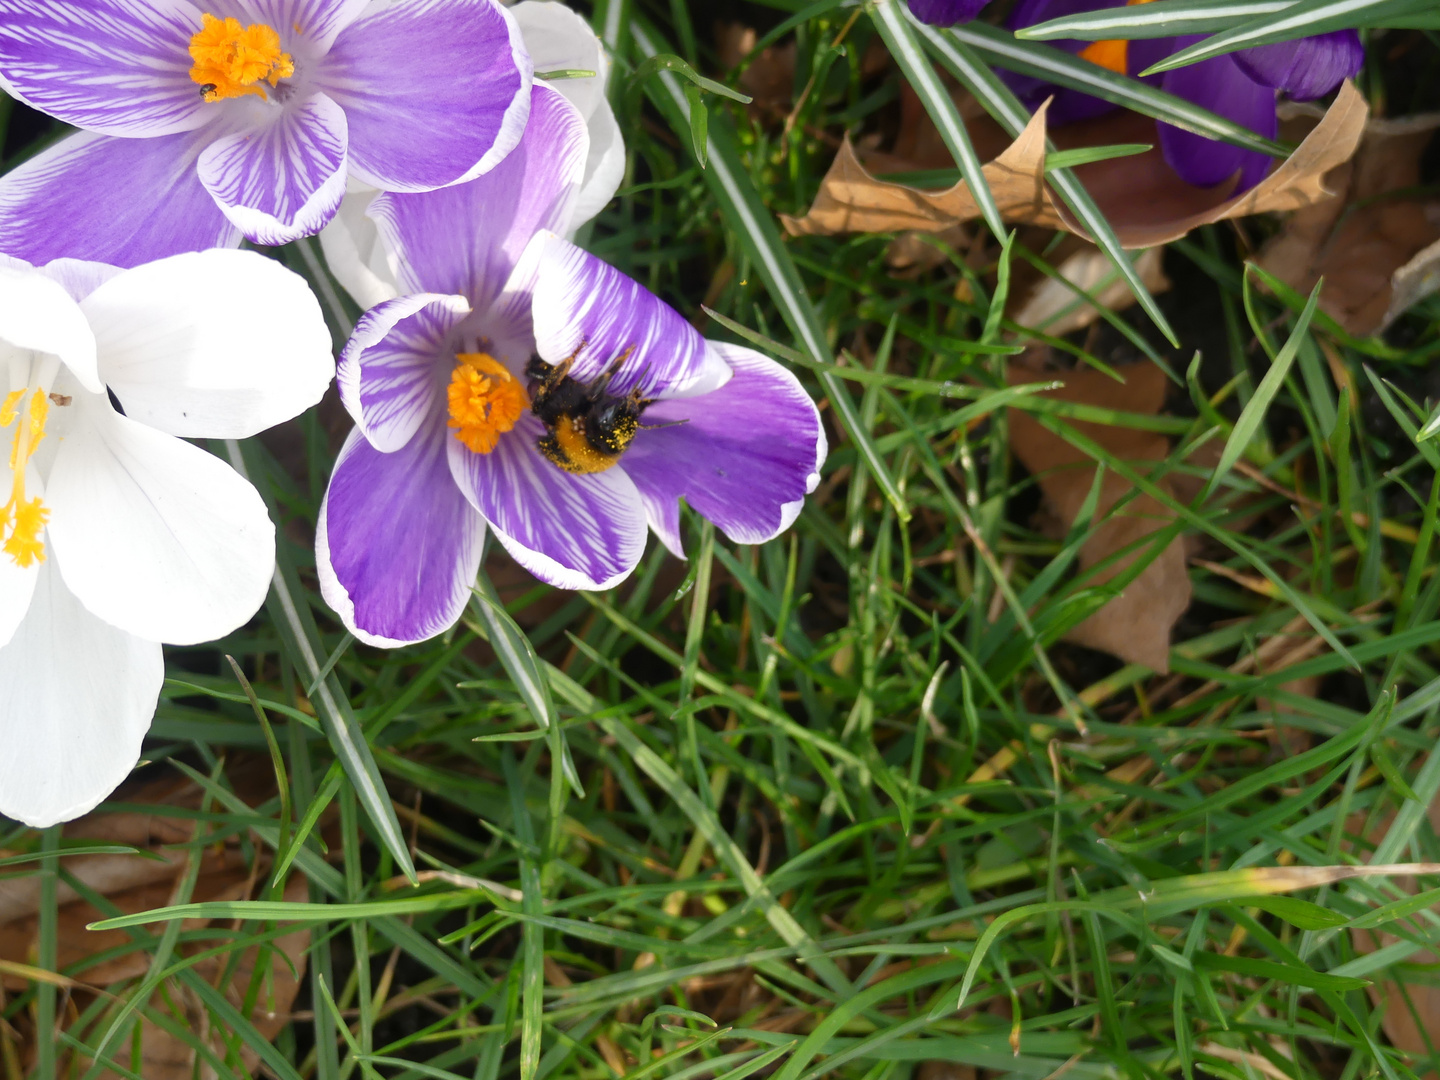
[{"left": 5, "top": 2, "right": 1440, "bottom": 1080}]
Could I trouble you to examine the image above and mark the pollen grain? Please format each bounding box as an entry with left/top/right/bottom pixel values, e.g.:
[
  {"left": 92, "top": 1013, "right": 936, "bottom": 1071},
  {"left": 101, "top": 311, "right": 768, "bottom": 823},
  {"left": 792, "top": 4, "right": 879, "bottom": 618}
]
[
  {"left": 189, "top": 13, "right": 295, "bottom": 103},
  {"left": 447, "top": 354, "right": 527, "bottom": 456}
]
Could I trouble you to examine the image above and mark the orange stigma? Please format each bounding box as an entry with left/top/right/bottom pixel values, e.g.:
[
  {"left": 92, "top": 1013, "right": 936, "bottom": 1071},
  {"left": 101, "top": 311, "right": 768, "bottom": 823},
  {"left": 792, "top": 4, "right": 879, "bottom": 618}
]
[
  {"left": 1, "top": 389, "right": 50, "bottom": 569},
  {"left": 189, "top": 13, "right": 295, "bottom": 103},
  {"left": 447, "top": 354, "right": 527, "bottom": 455},
  {"left": 1076, "top": 0, "right": 1154, "bottom": 77}
]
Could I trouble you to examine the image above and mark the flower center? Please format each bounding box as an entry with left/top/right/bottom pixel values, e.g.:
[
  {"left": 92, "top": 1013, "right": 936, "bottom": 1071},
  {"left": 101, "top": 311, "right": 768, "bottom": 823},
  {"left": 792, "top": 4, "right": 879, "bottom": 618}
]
[
  {"left": 447, "top": 353, "right": 527, "bottom": 455},
  {"left": 189, "top": 13, "right": 295, "bottom": 103},
  {"left": 0, "top": 388, "right": 50, "bottom": 569},
  {"left": 1076, "top": 0, "right": 1154, "bottom": 76}
]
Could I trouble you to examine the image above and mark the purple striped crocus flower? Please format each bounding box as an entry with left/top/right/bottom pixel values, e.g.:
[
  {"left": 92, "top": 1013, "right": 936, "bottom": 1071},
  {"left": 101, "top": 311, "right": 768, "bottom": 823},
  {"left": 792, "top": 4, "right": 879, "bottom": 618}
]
[
  {"left": 1004, "top": 0, "right": 1363, "bottom": 190},
  {"left": 0, "top": 0, "right": 532, "bottom": 267},
  {"left": 314, "top": 84, "right": 825, "bottom": 647}
]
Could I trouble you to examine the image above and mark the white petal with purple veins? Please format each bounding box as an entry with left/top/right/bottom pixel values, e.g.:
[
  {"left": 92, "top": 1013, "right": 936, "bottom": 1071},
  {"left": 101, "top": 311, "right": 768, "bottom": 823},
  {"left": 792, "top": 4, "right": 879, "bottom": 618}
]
[
  {"left": 241, "top": 0, "right": 369, "bottom": 50},
  {"left": 318, "top": 421, "right": 486, "bottom": 647},
  {"left": 197, "top": 92, "right": 349, "bottom": 246},
  {"left": 621, "top": 343, "right": 825, "bottom": 555},
  {"left": 528, "top": 231, "right": 731, "bottom": 399},
  {"left": 449, "top": 415, "right": 647, "bottom": 591},
  {"left": 82, "top": 249, "right": 334, "bottom": 439},
  {"left": 338, "top": 292, "right": 470, "bottom": 452},
  {"left": 510, "top": 1, "right": 624, "bottom": 229},
  {"left": 0, "top": 560, "right": 161, "bottom": 828},
  {"left": 0, "top": 129, "right": 238, "bottom": 270},
  {"left": 323, "top": 0, "right": 532, "bottom": 192},
  {"left": 0, "top": 0, "right": 207, "bottom": 137},
  {"left": 368, "top": 82, "right": 586, "bottom": 308}
]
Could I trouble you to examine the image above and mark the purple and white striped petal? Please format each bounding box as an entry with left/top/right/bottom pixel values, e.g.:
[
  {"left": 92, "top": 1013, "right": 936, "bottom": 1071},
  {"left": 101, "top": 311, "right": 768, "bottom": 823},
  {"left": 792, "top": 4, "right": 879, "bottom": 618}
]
[
  {"left": 1232, "top": 30, "right": 1363, "bottom": 101},
  {"left": 241, "top": 0, "right": 368, "bottom": 51},
  {"left": 322, "top": 0, "right": 532, "bottom": 193},
  {"left": 528, "top": 231, "right": 731, "bottom": 399},
  {"left": 449, "top": 415, "right": 647, "bottom": 591},
  {"left": 621, "top": 344, "right": 825, "bottom": 557},
  {"left": 338, "top": 292, "right": 471, "bottom": 452},
  {"left": 369, "top": 82, "right": 587, "bottom": 307},
  {"left": 0, "top": 0, "right": 206, "bottom": 137},
  {"left": 1158, "top": 44, "right": 1277, "bottom": 190},
  {"left": 0, "top": 130, "right": 239, "bottom": 268},
  {"left": 197, "top": 92, "right": 349, "bottom": 246},
  {"left": 509, "top": 2, "right": 622, "bottom": 228},
  {"left": 318, "top": 422, "right": 486, "bottom": 647}
]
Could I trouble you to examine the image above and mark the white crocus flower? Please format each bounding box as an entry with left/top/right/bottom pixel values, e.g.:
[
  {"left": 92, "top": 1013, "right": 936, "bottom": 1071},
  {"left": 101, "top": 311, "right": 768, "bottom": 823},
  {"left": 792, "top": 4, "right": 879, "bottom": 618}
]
[
  {"left": 320, "top": 0, "right": 624, "bottom": 311},
  {"left": 0, "top": 250, "right": 334, "bottom": 827}
]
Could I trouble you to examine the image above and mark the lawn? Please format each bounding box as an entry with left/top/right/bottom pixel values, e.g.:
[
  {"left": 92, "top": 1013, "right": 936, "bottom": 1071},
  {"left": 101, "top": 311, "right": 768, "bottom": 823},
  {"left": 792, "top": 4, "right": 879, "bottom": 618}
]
[{"left": 3, "top": 1, "right": 1440, "bottom": 1079}]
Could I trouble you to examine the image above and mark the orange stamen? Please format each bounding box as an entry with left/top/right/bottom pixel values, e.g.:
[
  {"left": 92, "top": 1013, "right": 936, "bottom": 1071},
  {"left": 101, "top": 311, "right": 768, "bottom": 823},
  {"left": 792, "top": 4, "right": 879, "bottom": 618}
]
[
  {"left": 446, "top": 354, "right": 527, "bottom": 455},
  {"left": 189, "top": 13, "right": 295, "bottom": 103}
]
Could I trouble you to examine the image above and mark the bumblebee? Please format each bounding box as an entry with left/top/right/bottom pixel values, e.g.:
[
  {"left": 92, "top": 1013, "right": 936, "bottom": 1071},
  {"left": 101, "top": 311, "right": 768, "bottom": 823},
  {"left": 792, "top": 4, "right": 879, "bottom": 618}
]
[{"left": 526, "top": 353, "right": 653, "bottom": 475}]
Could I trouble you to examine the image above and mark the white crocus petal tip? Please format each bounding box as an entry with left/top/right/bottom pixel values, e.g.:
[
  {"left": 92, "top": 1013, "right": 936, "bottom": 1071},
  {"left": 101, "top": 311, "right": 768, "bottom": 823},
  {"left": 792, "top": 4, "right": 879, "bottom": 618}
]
[
  {"left": 82, "top": 248, "right": 336, "bottom": 441},
  {"left": 0, "top": 562, "right": 161, "bottom": 829},
  {"left": 319, "top": 188, "right": 403, "bottom": 310},
  {"left": 0, "top": 261, "right": 102, "bottom": 393}
]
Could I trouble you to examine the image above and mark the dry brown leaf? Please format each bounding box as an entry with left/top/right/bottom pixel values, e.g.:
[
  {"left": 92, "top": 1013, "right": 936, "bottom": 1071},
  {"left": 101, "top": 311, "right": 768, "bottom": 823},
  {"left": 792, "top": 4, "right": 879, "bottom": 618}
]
[
  {"left": 715, "top": 23, "right": 796, "bottom": 113},
  {"left": 1007, "top": 360, "right": 1191, "bottom": 672},
  {"left": 0, "top": 766, "right": 313, "bottom": 1079},
  {"left": 1259, "top": 108, "right": 1440, "bottom": 335},
  {"left": 783, "top": 81, "right": 1369, "bottom": 249},
  {"left": 1013, "top": 244, "right": 1171, "bottom": 337}
]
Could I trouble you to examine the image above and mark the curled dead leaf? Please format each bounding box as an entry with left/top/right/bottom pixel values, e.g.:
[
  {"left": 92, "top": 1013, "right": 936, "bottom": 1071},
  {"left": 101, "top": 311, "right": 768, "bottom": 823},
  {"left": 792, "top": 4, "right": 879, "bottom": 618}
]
[
  {"left": 1013, "top": 243, "right": 1171, "bottom": 337},
  {"left": 1259, "top": 107, "right": 1440, "bottom": 335},
  {"left": 783, "top": 82, "right": 1369, "bottom": 249}
]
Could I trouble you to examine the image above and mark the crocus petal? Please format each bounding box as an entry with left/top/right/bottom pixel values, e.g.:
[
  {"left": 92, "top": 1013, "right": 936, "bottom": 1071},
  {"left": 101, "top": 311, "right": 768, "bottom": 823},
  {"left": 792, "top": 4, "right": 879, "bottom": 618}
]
[
  {"left": 45, "top": 397, "right": 274, "bottom": 646},
  {"left": 317, "top": 421, "right": 485, "bottom": 647},
  {"left": 197, "top": 92, "right": 349, "bottom": 246},
  {"left": 368, "top": 82, "right": 586, "bottom": 306},
  {"left": 81, "top": 249, "right": 334, "bottom": 439},
  {"left": 0, "top": 560, "right": 161, "bottom": 828},
  {"left": 621, "top": 344, "right": 825, "bottom": 557},
  {"left": 527, "top": 231, "right": 731, "bottom": 399},
  {"left": 318, "top": 184, "right": 402, "bottom": 310},
  {"left": 908, "top": 0, "right": 990, "bottom": 25},
  {"left": 244, "top": 0, "right": 368, "bottom": 50},
  {"left": 1000, "top": 0, "right": 1129, "bottom": 124},
  {"left": 338, "top": 292, "right": 470, "bottom": 451},
  {"left": 449, "top": 414, "right": 647, "bottom": 591},
  {"left": 0, "top": 129, "right": 238, "bottom": 269},
  {"left": 323, "top": 0, "right": 532, "bottom": 193},
  {"left": 0, "top": 432, "right": 38, "bottom": 651},
  {"left": 39, "top": 259, "right": 122, "bottom": 304},
  {"left": 509, "top": 1, "right": 623, "bottom": 227},
  {"left": 0, "top": 0, "right": 206, "bottom": 137},
  {"left": 0, "top": 259, "right": 101, "bottom": 392},
  {"left": 1232, "top": 30, "right": 1363, "bottom": 101},
  {"left": 1158, "top": 46, "right": 1277, "bottom": 190}
]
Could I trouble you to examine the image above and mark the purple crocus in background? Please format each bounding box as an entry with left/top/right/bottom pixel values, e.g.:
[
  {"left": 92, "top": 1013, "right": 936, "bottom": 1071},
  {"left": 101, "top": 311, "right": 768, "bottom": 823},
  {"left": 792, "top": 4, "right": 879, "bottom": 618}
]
[
  {"left": 1004, "top": 0, "right": 1363, "bottom": 190},
  {"left": 908, "top": 0, "right": 992, "bottom": 25},
  {"left": 315, "top": 84, "right": 824, "bottom": 647},
  {"left": 0, "top": 0, "right": 532, "bottom": 267}
]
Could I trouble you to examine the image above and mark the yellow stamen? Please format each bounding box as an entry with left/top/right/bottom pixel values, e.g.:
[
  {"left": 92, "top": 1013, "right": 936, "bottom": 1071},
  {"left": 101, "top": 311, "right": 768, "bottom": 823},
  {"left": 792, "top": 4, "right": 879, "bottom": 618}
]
[
  {"left": 189, "top": 13, "right": 295, "bottom": 103},
  {"left": 2, "top": 389, "right": 50, "bottom": 568},
  {"left": 1075, "top": 0, "right": 1154, "bottom": 77},
  {"left": 446, "top": 354, "right": 527, "bottom": 455}
]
